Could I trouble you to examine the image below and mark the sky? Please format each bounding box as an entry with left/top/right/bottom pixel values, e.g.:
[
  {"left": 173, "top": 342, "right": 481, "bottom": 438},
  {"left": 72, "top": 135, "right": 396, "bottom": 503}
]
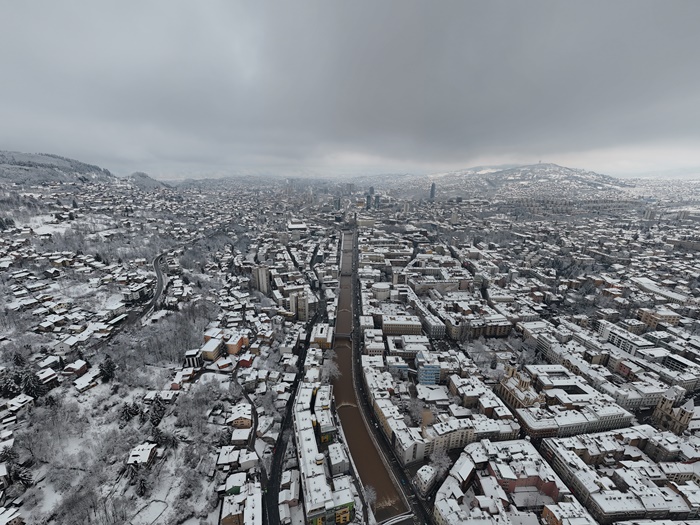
[{"left": 1, "top": 1, "right": 700, "bottom": 180}]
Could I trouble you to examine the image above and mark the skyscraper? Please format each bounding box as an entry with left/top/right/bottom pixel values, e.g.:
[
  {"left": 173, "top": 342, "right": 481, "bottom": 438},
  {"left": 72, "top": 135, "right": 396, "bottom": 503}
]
[
  {"left": 430, "top": 182, "right": 436, "bottom": 200},
  {"left": 253, "top": 265, "right": 270, "bottom": 294}
]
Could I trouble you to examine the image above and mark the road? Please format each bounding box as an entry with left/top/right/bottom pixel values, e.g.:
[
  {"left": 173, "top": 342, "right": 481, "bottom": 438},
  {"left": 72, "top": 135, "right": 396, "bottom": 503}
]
[
  {"left": 147, "top": 253, "right": 166, "bottom": 312},
  {"left": 262, "top": 312, "right": 315, "bottom": 525}
]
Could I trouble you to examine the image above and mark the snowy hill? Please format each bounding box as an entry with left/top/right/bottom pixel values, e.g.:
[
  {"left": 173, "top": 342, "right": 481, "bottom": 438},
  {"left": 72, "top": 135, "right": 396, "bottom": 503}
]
[
  {"left": 427, "top": 163, "right": 632, "bottom": 200},
  {"left": 0, "top": 151, "right": 115, "bottom": 185},
  {"left": 124, "top": 171, "right": 171, "bottom": 191}
]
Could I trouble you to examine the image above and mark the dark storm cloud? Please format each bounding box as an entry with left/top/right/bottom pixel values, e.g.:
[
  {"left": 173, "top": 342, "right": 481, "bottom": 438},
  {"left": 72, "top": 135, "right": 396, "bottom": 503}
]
[{"left": 1, "top": 1, "right": 699, "bottom": 177}]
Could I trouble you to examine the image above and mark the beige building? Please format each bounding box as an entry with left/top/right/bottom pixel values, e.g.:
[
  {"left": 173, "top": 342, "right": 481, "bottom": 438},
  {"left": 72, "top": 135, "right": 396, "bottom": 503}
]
[
  {"left": 652, "top": 387, "right": 693, "bottom": 435},
  {"left": 497, "top": 366, "right": 545, "bottom": 411},
  {"left": 638, "top": 307, "right": 681, "bottom": 330},
  {"left": 381, "top": 315, "right": 422, "bottom": 336}
]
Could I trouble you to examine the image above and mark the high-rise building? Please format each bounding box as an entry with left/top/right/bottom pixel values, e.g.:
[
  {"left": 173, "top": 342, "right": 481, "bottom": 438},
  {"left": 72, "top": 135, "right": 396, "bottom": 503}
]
[
  {"left": 366, "top": 194, "right": 372, "bottom": 210},
  {"left": 253, "top": 266, "right": 270, "bottom": 294},
  {"left": 430, "top": 182, "right": 436, "bottom": 200},
  {"left": 374, "top": 195, "right": 380, "bottom": 208},
  {"left": 369, "top": 186, "right": 375, "bottom": 195}
]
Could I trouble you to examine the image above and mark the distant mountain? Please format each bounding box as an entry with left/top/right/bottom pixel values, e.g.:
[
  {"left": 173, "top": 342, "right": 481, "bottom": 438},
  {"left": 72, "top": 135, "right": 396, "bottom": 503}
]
[
  {"left": 426, "top": 163, "right": 633, "bottom": 200},
  {"left": 621, "top": 166, "right": 700, "bottom": 180},
  {"left": 0, "top": 150, "right": 115, "bottom": 185},
  {"left": 125, "top": 171, "right": 171, "bottom": 190}
]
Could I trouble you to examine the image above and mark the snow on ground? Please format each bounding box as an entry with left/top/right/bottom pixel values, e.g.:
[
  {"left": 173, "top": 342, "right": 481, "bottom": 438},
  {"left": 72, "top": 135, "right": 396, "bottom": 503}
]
[
  {"left": 20, "top": 213, "right": 113, "bottom": 237},
  {"left": 290, "top": 504, "right": 305, "bottom": 525},
  {"left": 31, "top": 477, "right": 62, "bottom": 515},
  {"left": 105, "top": 293, "right": 125, "bottom": 309},
  {"left": 142, "top": 309, "right": 172, "bottom": 326},
  {"left": 254, "top": 438, "right": 269, "bottom": 461},
  {"left": 130, "top": 500, "right": 168, "bottom": 525},
  {"left": 181, "top": 503, "right": 221, "bottom": 525},
  {"left": 59, "top": 281, "right": 99, "bottom": 300},
  {"left": 20, "top": 215, "right": 72, "bottom": 236},
  {"left": 199, "top": 372, "right": 231, "bottom": 390}
]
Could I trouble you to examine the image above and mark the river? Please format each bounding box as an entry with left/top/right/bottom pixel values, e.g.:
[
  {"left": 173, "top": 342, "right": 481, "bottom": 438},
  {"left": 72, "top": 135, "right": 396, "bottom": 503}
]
[{"left": 333, "top": 231, "right": 407, "bottom": 523}]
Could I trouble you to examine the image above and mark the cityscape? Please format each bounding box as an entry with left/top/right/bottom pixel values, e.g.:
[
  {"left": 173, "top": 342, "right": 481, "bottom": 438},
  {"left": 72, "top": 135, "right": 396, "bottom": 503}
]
[
  {"left": 2, "top": 2, "right": 700, "bottom": 525},
  {"left": 1, "top": 156, "right": 700, "bottom": 525}
]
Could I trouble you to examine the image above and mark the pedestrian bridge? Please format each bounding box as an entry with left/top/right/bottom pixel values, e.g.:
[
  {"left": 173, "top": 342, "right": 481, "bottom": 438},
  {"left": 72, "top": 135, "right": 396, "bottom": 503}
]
[{"left": 379, "top": 511, "right": 414, "bottom": 525}]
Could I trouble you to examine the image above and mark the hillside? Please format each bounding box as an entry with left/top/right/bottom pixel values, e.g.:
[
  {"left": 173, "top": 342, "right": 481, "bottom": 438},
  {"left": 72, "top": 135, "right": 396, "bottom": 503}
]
[
  {"left": 125, "top": 171, "right": 171, "bottom": 191},
  {"left": 0, "top": 151, "right": 115, "bottom": 185},
  {"left": 426, "top": 163, "right": 633, "bottom": 200}
]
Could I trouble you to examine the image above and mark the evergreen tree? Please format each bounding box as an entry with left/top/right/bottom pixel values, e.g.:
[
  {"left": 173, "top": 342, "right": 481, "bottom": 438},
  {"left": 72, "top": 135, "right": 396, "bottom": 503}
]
[
  {"left": 13, "top": 466, "right": 33, "bottom": 487},
  {"left": 0, "top": 446, "right": 17, "bottom": 464},
  {"left": 136, "top": 477, "right": 148, "bottom": 497},
  {"left": 217, "top": 428, "right": 232, "bottom": 447},
  {"left": 99, "top": 356, "right": 116, "bottom": 382},
  {"left": 126, "top": 463, "right": 138, "bottom": 480},
  {"left": 149, "top": 395, "right": 166, "bottom": 427},
  {"left": 120, "top": 403, "right": 133, "bottom": 422},
  {"left": 129, "top": 401, "right": 141, "bottom": 418},
  {"left": 151, "top": 426, "right": 164, "bottom": 445},
  {"left": 21, "top": 371, "right": 46, "bottom": 399},
  {"left": 0, "top": 369, "right": 21, "bottom": 398}
]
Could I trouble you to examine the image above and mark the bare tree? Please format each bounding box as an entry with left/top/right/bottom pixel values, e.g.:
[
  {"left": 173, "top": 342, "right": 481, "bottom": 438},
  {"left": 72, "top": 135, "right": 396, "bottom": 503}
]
[
  {"left": 430, "top": 450, "right": 453, "bottom": 478},
  {"left": 320, "top": 349, "right": 341, "bottom": 383},
  {"left": 406, "top": 398, "right": 424, "bottom": 426}
]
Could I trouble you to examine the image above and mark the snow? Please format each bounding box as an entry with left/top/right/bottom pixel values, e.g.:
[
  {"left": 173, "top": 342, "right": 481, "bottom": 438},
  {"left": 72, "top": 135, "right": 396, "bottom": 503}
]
[
  {"left": 130, "top": 500, "right": 168, "bottom": 525},
  {"left": 19, "top": 214, "right": 72, "bottom": 235},
  {"left": 255, "top": 438, "right": 269, "bottom": 460}
]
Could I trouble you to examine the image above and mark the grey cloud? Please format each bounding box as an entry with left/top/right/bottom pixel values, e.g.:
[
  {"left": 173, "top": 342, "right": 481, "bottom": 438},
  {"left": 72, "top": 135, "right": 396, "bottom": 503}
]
[{"left": 1, "top": 1, "right": 699, "bottom": 176}]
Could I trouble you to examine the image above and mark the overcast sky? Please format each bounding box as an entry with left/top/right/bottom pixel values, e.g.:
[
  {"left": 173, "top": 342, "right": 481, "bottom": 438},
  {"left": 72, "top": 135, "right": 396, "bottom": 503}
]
[{"left": 1, "top": 1, "right": 699, "bottom": 179}]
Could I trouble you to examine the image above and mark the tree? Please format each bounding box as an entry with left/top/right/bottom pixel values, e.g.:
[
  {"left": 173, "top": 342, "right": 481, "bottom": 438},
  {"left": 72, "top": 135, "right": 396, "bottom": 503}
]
[
  {"left": 218, "top": 428, "right": 232, "bottom": 447},
  {"left": 152, "top": 426, "right": 164, "bottom": 445},
  {"left": 406, "top": 398, "right": 424, "bottom": 426},
  {"left": 21, "top": 371, "right": 46, "bottom": 399},
  {"left": 0, "top": 369, "right": 21, "bottom": 398},
  {"left": 320, "top": 350, "right": 341, "bottom": 383},
  {"left": 120, "top": 403, "right": 133, "bottom": 423},
  {"left": 99, "top": 356, "right": 116, "bottom": 382},
  {"left": 12, "top": 353, "right": 26, "bottom": 367},
  {"left": 0, "top": 446, "right": 17, "bottom": 464},
  {"left": 430, "top": 450, "right": 453, "bottom": 478},
  {"left": 258, "top": 390, "right": 278, "bottom": 420},
  {"left": 161, "top": 430, "right": 179, "bottom": 449},
  {"left": 150, "top": 395, "right": 166, "bottom": 427},
  {"left": 12, "top": 466, "right": 33, "bottom": 487},
  {"left": 136, "top": 477, "right": 148, "bottom": 497}
]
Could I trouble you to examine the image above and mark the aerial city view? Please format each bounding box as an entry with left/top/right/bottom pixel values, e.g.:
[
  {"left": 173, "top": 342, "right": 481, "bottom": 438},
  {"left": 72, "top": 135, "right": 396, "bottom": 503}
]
[{"left": 1, "top": 2, "right": 700, "bottom": 525}]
